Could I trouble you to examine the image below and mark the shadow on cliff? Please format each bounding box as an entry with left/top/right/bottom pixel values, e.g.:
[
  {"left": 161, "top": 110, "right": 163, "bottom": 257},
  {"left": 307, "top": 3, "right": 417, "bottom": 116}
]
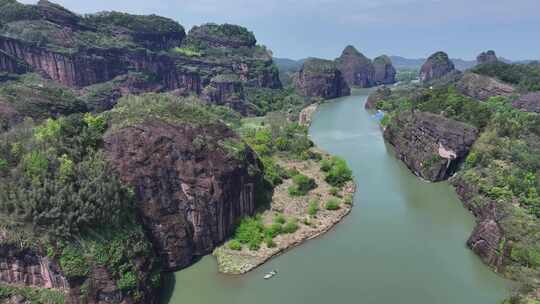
[{"left": 159, "top": 272, "right": 177, "bottom": 304}]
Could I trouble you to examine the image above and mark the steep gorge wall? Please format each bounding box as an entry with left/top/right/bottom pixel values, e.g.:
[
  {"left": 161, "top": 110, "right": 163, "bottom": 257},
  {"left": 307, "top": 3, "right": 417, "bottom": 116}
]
[{"left": 104, "top": 121, "right": 263, "bottom": 270}]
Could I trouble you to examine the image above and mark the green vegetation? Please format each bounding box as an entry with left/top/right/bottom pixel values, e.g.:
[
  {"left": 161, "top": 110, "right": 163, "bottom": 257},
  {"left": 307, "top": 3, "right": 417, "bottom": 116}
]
[
  {"left": 244, "top": 87, "right": 308, "bottom": 116},
  {"left": 325, "top": 198, "right": 341, "bottom": 211},
  {"left": 85, "top": 11, "right": 184, "bottom": 34},
  {"left": 396, "top": 69, "right": 419, "bottom": 83},
  {"left": 228, "top": 240, "right": 242, "bottom": 251},
  {"left": 308, "top": 201, "right": 319, "bottom": 216},
  {"left": 184, "top": 23, "right": 256, "bottom": 50},
  {"left": 283, "top": 219, "right": 299, "bottom": 233},
  {"left": 378, "top": 80, "right": 540, "bottom": 302},
  {"left": 320, "top": 156, "right": 353, "bottom": 188},
  {"left": 376, "top": 86, "right": 492, "bottom": 129},
  {"left": 0, "top": 73, "right": 87, "bottom": 121},
  {"left": 288, "top": 173, "right": 317, "bottom": 196},
  {"left": 303, "top": 58, "right": 339, "bottom": 74},
  {"left": 472, "top": 61, "right": 540, "bottom": 92},
  {"left": 170, "top": 46, "right": 202, "bottom": 57},
  {"left": 0, "top": 284, "right": 64, "bottom": 304}
]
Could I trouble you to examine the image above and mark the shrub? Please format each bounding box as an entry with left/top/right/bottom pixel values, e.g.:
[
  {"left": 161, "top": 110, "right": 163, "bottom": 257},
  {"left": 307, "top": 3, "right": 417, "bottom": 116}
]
[
  {"left": 343, "top": 195, "right": 353, "bottom": 206},
  {"left": 274, "top": 214, "right": 286, "bottom": 225},
  {"left": 234, "top": 217, "right": 264, "bottom": 249},
  {"left": 324, "top": 157, "right": 353, "bottom": 187},
  {"left": 118, "top": 271, "right": 138, "bottom": 291},
  {"left": 308, "top": 201, "right": 319, "bottom": 216},
  {"left": 228, "top": 240, "right": 242, "bottom": 251},
  {"left": 264, "top": 236, "right": 276, "bottom": 248},
  {"left": 59, "top": 246, "right": 90, "bottom": 278},
  {"left": 282, "top": 219, "right": 299, "bottom": 234},
  {"left": 289, "top": 173, "right": 317, "bottom": 196},
  {"left": 264, "top": 223, "right": 282, "bottom": 238},
  {"left": 325, "top": 199, "right": 341, "bottom": 211}
]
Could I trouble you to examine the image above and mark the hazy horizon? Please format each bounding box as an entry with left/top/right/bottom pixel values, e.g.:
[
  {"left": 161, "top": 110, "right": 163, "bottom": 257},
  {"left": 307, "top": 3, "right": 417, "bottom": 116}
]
[{"left": 19, "top": 0, "right": 540, "bottom": 61}]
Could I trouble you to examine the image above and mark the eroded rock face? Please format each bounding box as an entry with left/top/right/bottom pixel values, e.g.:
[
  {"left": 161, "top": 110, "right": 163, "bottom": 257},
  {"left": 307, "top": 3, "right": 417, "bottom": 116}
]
[
  {"left": 365, "top": 86, "right": 391, "bottom": 109},
  {"left": 373, "top": 55, "right": 396, "bottom": 85},
  {"left": 0, "top": 245, "right": 68, "bottom": 290},
  {"left": 201, "top": 74, "right": 250, "bottom": 114},
  {"left": 104, "top": 121, "right": 263, "bottom": 270},
  {"left": 335, "top": 46, "right": 375, "bottom": 88},
  {"left": 0, "top": 101, "right": 22, "bottom": 132},
  {"left": 294, "top": 58, "right": 350, "bottom": 99},
  {"left": 420, "top": 51, "right": 455, "bottom": 83},
  {"left": 513, "top": 92, "right": 540, "bottom": 113},
  {"left": 452, "top": 180, "right": 507, "bottom": 269},
  {"left": 383, "top": 111, "right": 478, "bottom": 181},
  {"left": 476, "top": 50, "right": 498, "bottom": 65},
  {"left": 456, "top": 72, "right": 515, "bottom": 101}
]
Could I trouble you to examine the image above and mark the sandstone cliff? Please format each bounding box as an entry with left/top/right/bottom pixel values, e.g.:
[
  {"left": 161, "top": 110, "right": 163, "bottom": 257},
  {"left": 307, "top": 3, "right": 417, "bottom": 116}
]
[
  {"left": 293, "top": 58, "right": 350, "bottom": 99},
  {"left": 383, "top": 111, "right": 478, "bottom": 182},
  {"left": 420, "top": 51, "right": 456, "bottom": 83},
  {"left": 373, "top": 55, "right": 396, "bottom": 85},
  {"left": 456, "top": 72, "right": 515, "bottom": 101},
  {"left": 0, "top": 0, "right": 281, "bottom": 114},
  {"left": 512, "top": 92, "right": 540, "bottom": 113},
  {"left": 104, "top": 120, "right": 264, "bottom": 270},
  {"left": 476, "top": 50, "right": 498, "bottom": 65},
  {"left": 335, "top": 45, "right": 375, "bottom": 88}
]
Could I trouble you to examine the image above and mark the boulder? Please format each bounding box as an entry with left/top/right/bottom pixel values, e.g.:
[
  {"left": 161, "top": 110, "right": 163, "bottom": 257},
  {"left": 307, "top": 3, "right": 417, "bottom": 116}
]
[
  {"left": 420, "top": 51, "right": 455, "bottom": 83},
  {"left": 456, "top": 72, "right": 515, "bottom": 101},
  {"left": 335, "top": 45, "right": 375, "bottom": 88},
  {"left": 294, "top": 58, "right": 350, "bottom": 99},
  {"left": 383, "top": 111, "right": 478, "bottom": 181}
]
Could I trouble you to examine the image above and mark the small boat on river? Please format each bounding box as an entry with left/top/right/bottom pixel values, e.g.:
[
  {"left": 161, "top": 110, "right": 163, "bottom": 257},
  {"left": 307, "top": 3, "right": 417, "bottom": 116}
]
[{"left": 264, "top": 270, "right": 277, "bottom": 280}]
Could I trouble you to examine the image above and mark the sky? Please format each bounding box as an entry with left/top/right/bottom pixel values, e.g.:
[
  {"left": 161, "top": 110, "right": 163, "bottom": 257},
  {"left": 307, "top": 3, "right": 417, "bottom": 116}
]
[{"left": 19, "top": 0, "right": 540, "bottom": 60}]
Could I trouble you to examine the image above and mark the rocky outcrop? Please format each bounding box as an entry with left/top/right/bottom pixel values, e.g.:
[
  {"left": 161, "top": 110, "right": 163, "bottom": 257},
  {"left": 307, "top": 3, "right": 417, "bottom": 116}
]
[
  {"left": 335, "top": 45, "right": 375, "bottom": 88},
  {"left": 420, "top": 51, "right": 456, "bottom": 83},
  {"left": 373, "top": 55, "right": 396, "bottom": 85},
  {"left": 452, "top": 180, "right": 508, "bottom": 269},
  {"left": 294, "top": 58, "right": 350, "bottom": 99},
  {"left": 0, "top": 1, "right": 281, "bottom": 113},
  {"left": 104, "top": 120, "right": 264, "bottom": 270},
  {"left": 81, "top": 73, "right": 165, "bottom": 112},
  {"left": 201, "top": 74, "right": 249, "bottom": 114},
  {"left": 184, "top": 23, "right": 256, "bottom": 49},
  {"left": 512, "top": 92, "right": 540, "bottom": 113},
  {"left": 476, "top": 50, "right": 498, "bottom": 65},
  {"left": 383, "top": 111, "right": 478, "bottom": 181},
  {"left": 298, "top": 104, "right": 318, "bottom": 127},
  {"left": 0, "top": 245, "right": 68, "bottom": 290},
  {"left": 365, "top": 86, "right": 391, "bottom": 109},
  {"left": 0, "top": 100, "right": 22, "bottom": 132},
  {"left": 456, "top": 72, "right": 515, "bottom": 101},
  {"left": 0, "top": 239, "right": 158, "bottom": 304}
]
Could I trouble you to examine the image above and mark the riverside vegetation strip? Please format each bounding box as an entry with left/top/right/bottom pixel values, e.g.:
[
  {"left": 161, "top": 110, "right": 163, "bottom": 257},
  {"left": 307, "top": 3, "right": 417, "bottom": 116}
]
[{"left": 214, "top": 114, "right": 355, "bottom": 274}]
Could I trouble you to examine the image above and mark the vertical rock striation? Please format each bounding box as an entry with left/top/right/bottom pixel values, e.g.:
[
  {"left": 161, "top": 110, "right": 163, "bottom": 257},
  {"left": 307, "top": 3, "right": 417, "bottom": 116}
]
[
  {"left": 373, "top": 55, "right": 396, "bottom": 85},
  {"left": 383, "top": 111, "right": 478, "bottom": 182},
  {"left": 104, "top": 121, "right": 264, "bottom": 270},
  {"left": 293, "top": 58, "right": 350, "bottom": 99},
  {"left": 335, "top": 45, "right": 375, "bottom": 88},
  {"left": 419, "top": 51, "right": 456, "bottom": 83}
]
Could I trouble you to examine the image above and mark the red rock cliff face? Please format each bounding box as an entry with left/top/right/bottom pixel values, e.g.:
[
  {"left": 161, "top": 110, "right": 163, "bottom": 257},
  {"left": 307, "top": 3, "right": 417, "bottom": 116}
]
[
  {"left": 452, "top": 180, "right": 509, "bottom": 269},
  {"left": 383, "top": 112, "right": 478, "bottom": 182},
  {"left": 0, "top": 37, "right": 125, "bottom": 87},
  {"left": 0, "top": 245, "right": 68, "bottom": 290},
  {"left": 104, "top": 121, "right": 263, "bottom": 270}
]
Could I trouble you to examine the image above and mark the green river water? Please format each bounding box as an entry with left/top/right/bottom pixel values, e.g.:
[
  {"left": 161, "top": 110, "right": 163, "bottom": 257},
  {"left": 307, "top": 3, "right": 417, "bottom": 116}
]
[{"left": 163, "top": 89, "right": 509, "bottom": 304}]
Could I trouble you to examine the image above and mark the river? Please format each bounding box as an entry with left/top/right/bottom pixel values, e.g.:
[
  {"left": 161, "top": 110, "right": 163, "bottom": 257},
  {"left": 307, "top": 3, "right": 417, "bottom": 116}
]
[{"left": 163, "top": 89, "right": 509, "bottom": 304}]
